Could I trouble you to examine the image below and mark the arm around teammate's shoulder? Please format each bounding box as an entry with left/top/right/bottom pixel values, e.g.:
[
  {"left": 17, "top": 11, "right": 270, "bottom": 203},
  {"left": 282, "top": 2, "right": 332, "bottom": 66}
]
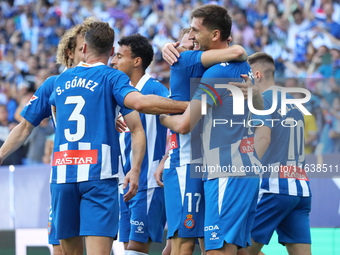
[
  {"left": 124, "top": 91, "right": 188, "bottom": 115},
  {"left": 201, "top": 45, "right": 248, "bottom": 68}
]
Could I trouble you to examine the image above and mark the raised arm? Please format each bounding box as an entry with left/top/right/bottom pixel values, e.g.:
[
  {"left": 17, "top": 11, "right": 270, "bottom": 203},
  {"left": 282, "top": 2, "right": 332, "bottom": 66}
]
[
  {"left": 0, "top": 119, "right": 35, "bottom": 165},
  {"left": 200, "top": 45, "right": 248, "bottom": 68},
  {"left": 124, "top": 91, "right": 189, "bottom": 115},
  {"left": 121, "top": 110, "right": 146, "bottom": 202},
  {"left": 162, "top": 42, "right": 186, "bottom": 65},
  {"left": 162, "top": 43, "right": 247, "bottom": 67}
]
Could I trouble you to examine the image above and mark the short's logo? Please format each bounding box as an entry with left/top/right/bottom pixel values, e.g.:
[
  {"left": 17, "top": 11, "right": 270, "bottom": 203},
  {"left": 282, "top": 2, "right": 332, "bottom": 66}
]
[
  {"left": 210, "top": 232, "right": 219, "bottom": 240},
  {"left": 26, "top": 95, "right": 38, "bottom": 106},
  {"left": 136, "top": 225, "right": 144, "bottom": 234},
  {"left": 204, "top": 225, "right": 219, "bottom": 231},
  {"left": 131, "top": 220, "right": 144, "bottom": 226},
  {"left": 184, "top": 214, "right": 195, "bottom": 229}
]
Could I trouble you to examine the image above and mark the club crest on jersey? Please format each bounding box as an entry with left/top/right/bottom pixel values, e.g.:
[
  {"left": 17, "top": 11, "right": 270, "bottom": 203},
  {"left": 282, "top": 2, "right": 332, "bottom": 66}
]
[
  {"left": 184, "top": 214, "right": 195, "bottom": 229},
  {"left": 26, "top": 95, "right": 38, "bottom": 105},
  {"left": 52, "top": 149, "right": 98, "bottom": 166},
  {"left": 240, "top": 137, "right": 254, "bottom": 153}
]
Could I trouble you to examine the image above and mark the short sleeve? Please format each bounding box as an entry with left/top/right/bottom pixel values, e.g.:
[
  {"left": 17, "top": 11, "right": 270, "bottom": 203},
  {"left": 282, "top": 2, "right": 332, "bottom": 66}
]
[
  {"left": 21, "top": 75, "right": 56, "bottom": 126},
  {"left": 174, "top": 50, "right": 206, "bottom": 77},
  {"left": 111, "top": 71, "right": 138, "bottom": 108},
  {"left": 120, "top": 106, "right": 133, "bottom": 116}
]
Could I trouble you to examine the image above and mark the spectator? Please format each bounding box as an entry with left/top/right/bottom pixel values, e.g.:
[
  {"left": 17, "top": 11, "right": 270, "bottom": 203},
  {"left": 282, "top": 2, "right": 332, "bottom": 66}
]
[
  {"left": 253, "top": 21, "right": 268, "bottom": 52},
  {"left": 286, "top": 9, "right": 312, "bottom": 59},
  {"left": 320, "top": 2, "right": 340, "bottom": 39},
  {"left": 232, "top": 9, "right": 256, "bottom": 48},
  {"left": 24, "top": 118, "right": 54, "bottom": 164}
]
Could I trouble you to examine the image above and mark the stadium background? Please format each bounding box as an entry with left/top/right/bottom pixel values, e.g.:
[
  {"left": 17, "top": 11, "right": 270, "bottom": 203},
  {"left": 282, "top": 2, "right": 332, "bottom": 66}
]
[{"left": 0, "top": 0, "right": 340, "bottom": 254}]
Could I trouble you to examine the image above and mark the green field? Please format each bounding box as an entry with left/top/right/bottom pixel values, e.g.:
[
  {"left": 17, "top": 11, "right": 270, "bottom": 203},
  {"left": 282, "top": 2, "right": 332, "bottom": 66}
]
[
  {"left": 151, "top": 228, "right": 340, "bottom": 255},
  {"left": 0, "top": 228, "right": 339, "bottom": 255},
  {"left": 260, "top": 228, "right": 340, "bottom": 255}
]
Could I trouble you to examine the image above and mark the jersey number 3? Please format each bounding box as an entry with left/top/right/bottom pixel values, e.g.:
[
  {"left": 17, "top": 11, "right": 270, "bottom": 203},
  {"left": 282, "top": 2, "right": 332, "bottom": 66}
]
[{"left": 65, "top": 96, "right": 85, "bottom": 142}]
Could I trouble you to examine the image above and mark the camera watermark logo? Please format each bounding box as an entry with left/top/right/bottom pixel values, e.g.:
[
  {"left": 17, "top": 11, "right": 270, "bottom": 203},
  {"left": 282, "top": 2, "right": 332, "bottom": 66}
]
[
  {"left": 199, "top": 82, "right": 222, "bottom": 115},
  {"left": 200, "top": 85, "right": 312, "bottom": 116}
]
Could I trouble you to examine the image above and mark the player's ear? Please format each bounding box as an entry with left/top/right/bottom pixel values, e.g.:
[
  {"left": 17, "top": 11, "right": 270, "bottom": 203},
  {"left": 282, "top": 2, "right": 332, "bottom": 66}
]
[
  {"left": 212, "top": 30, "right": 220, "bottom": 42},
  {"left": 134, "top": 57, "right": 142, "bottom": 68},
  {"left": 227, "top": 36, "right": 232, "bottom": 46},
  {"left": 255, "top": 71, "right": 262, "bottom": 80},
  {"left": 110, "top": 46, "right": 115, "bottom": 57},
  {"left": 67, "top": 49, "right": 74, "bottom": 60},
  {"left": 82, "top": 43, "right": 87, "bottom": 54}
]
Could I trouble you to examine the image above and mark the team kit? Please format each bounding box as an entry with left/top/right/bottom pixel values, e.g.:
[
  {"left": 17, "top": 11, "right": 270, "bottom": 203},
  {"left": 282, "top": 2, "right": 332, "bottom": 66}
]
[{"left": 0, "top": 4, "right": 312, "bottom": 255}]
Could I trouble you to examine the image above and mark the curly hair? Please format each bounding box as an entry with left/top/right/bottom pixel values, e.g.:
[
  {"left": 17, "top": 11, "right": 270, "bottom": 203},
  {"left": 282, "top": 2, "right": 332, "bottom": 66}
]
[
  {"left": 56, "top": 17, "right": 99, "bottom": 68},
  {"left": 118, "top": 34, "right": 154, "bottom": 71}
]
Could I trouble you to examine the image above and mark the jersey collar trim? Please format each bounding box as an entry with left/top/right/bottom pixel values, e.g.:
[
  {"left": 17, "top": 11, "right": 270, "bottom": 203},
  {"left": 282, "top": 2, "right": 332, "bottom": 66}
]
[
  {"left": 135, "top": 73, "right": 151, "bottom": 91},
  {"left": 77, "top": 61, "right": 105, "bottom": 67}
]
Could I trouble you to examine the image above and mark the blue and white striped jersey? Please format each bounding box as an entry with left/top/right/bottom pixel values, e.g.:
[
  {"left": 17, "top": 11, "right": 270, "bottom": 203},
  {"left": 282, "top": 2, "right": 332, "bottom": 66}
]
[
  {"left": 49, "top": 62, "right": 137, "bottom": 184},
  {"left": 21, "top": 75, "right": 57, "bottom": 126},
  {"left": 119, "top": 74, "right": 169, "bottom": 190},
  {"left": 193, "top": 61, "right": 261, "bottom": 179},
  {"left": 253, "top": 86, "right": 311, "bottom": 197},
  {"left": 164, "top": 50, "right": 206, "bottom": 169}
]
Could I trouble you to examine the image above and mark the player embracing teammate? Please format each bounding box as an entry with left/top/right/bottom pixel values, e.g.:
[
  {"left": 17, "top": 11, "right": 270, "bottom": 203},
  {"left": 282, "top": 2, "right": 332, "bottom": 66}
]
[{"left": 0, "top": 4, "right": 311, "bottom": 255}]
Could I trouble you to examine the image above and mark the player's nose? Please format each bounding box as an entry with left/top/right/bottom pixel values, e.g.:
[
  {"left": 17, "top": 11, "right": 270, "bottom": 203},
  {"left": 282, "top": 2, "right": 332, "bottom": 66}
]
[
  {"left": 111, "top": 56, "right": 117, "bottom": 64},
  {"left": 188, "top": 29, "right": 195, "bottom": 40}
]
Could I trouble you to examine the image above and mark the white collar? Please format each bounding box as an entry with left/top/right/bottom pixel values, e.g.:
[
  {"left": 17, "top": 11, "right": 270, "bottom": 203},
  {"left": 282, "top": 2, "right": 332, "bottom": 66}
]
[
  {"left": 77, "top": 61, "right": 105, "bottom": 67},
  {"left": 135, "top": 73, "right": 152, "bottom": 91}
]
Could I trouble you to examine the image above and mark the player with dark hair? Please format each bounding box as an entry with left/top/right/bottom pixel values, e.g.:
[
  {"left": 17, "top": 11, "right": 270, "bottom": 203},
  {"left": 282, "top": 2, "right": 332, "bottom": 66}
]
[
  {"left": 160, "top": 4, "right": 262, "bottom": 255},
  {"left": 112, "top": 34, "right": 168, "bottom": 255},
  {"left": 49, "top": 20, "right": 189, "bottom": 255},
  {"left": 237, "top": 52, "right": 311, "bottom": 255},
  {"left": 0, "top": 17, "right": 98, "bottom": 255}
]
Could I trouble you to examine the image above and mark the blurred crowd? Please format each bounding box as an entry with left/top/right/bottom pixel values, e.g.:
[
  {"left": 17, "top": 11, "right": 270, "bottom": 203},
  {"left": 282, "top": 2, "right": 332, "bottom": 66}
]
[{"left": 0, "top": 0, "right": 339, "bottom": 165}]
